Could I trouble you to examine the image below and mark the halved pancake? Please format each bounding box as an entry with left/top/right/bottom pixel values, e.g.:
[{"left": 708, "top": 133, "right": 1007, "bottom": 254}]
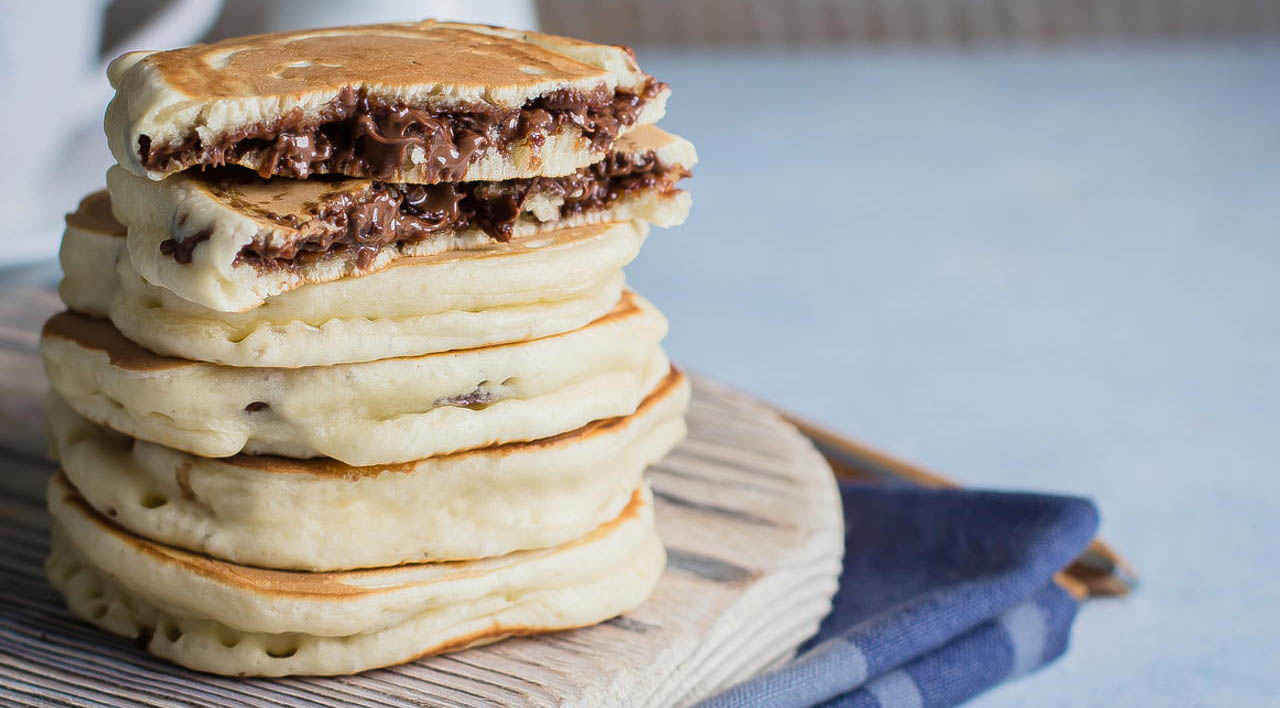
[
  {"left": 47, "top": 369, "right": 688, "bottom": 570},
  {"left": 61, "top": 193, "right": 646, "bottom": 366},
  {"left": 47, "top": 474, "right": 665, "bottom": 676},
  {"left": 41, "top": 292, "right": 669, "bottom": 465},
  {"left": 106, "top": 20, "right": 669, "bottom": 182},
  {"left": 109, "top": 125, "right": 693, "bottom": 312}
]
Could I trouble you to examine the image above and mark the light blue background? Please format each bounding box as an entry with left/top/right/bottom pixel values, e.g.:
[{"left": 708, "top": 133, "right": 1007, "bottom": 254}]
[{"left": 631, "top": 43, "right": 1280, "bottom": 706}]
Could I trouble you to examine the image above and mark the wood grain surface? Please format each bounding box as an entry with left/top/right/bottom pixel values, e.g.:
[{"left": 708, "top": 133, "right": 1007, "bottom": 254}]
[{"left": 0, "top": 271, "right": 845, "bottom": 708}]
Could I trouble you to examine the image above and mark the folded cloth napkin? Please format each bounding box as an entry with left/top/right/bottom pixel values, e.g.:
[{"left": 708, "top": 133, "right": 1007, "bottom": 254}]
[{"left": 698, "top": 483, "right": 1099, "bottom": 708}]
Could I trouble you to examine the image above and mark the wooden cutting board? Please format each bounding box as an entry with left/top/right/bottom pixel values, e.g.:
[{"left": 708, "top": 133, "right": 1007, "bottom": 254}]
[{"left": 0, "top": 269, "right": 846, "bottom": 708}]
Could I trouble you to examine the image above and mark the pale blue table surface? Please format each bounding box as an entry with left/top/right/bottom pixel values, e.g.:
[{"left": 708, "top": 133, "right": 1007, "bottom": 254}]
[{"left": 628, "top": 43, "right": 1280, "bottom": 706}]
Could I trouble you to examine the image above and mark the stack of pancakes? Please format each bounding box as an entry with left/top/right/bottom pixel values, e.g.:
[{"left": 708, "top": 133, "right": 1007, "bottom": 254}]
[{"left": 40, "top": 21, "right": 694, "bottom": 677}]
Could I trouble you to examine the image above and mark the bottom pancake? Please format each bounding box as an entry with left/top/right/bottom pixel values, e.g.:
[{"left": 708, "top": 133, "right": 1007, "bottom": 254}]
[{"left": 46, "top": 474, "right": 665, "bottom": 677}]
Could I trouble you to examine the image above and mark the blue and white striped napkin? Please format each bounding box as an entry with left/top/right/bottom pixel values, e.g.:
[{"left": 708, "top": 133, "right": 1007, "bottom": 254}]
[{"left": 699, "top": 484, "right": 1099, "bottom": 708}]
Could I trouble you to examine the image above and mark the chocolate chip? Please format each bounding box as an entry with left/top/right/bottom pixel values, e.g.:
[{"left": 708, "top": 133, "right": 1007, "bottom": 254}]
[{"left": 157, "top": 228, "right": 213, "bottom": 265}]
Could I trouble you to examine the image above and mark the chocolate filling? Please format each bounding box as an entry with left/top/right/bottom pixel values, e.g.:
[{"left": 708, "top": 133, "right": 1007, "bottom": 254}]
[
  {"left": 181, "top": 150, "right": 689, "bottom": 272},
  {"left": 138, "top": 80, "right": 665, "bottom": 182},
  {"left": 158, "top": 227, "right": 212, "bottom": 265}
]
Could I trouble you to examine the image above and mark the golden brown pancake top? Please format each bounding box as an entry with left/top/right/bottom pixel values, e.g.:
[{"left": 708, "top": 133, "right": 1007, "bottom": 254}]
[
  {"left": 144, "top": 22, "right": 609, "bottom": 100},
  {"left": 43, "top": 312, "right": 192, "bottom": 372},
  {"left": 65, "top": 191, "right": 124, "bottom": 237}
]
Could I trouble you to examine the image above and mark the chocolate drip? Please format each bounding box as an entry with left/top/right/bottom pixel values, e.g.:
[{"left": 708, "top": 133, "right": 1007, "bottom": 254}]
[{"left": 138, "top": 80, "right": 665, "bottom": 182}]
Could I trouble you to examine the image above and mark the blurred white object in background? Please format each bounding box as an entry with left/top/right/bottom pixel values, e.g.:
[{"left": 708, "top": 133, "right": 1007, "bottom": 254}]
[
  {"left": 0, "top": 0, "right": 535, "bottom": 267},
  {"left": 0, "top": 0, "right": 222, "bottom": 265},
  {"left": 242, "top": 0, "right": 536, "bottom": 34}
]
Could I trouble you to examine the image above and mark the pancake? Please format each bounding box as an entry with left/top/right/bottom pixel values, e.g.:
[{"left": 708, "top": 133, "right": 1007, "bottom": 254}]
[
  {"left": 47, "top": 369, "right": 688, "bottom": 570},
  {"left": 41, "top": 292, "right": 669, "bottom": 465},
  {"left": 106, "top": 20, "right": 668, "bottom": 182},
  {"left": 47, "top": 474, "right": 665, "bottom": 676},
  {"left": 107, "top": 125, "right": 694, "bottom": 311},
  {"left": 61, "top": 195, "right": 646, "bottom": 366},
  {"left": 58, "top": 191, "right": 124, "bottom": 314}
]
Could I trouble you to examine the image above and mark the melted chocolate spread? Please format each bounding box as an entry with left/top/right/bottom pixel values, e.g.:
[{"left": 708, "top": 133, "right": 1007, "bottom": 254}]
[
  {"left": 138, "top": 80, "right": 665, "bottom": 182},
  {"left": 200, "top": 150, "right": 688, "bottom": 272}
]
